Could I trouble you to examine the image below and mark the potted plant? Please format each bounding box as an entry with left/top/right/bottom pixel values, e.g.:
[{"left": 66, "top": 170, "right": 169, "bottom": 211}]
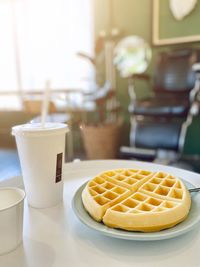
[
  {"left": 80, "top": 82, "right": 123, "bottom": 159},
  {"left": 77, "top": 32, "right": 123, "bottom": 159}
]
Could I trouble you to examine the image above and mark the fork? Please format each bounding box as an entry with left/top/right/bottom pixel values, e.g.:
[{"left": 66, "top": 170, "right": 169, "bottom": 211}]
[{"left": 189, "top": 188, "right": 200, "bottom": 193}]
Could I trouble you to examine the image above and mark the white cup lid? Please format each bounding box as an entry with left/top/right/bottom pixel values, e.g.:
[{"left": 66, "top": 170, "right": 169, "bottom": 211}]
[{"left": 12, "top": 123, "right": 68, "bottom": 137}]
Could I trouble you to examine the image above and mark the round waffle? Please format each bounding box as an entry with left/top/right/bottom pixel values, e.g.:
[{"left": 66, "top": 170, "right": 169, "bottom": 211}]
[{"left": 82, "top": 169, "right": 191, "bottom": 232}]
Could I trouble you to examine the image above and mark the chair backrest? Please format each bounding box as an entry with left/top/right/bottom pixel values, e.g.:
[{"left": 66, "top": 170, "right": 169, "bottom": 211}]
[
  {"left": 23, "top": 100, "right": 56, "bottom": 115},
  {"left": 153, "top": 48, "right": 200, "bottom": 93}
]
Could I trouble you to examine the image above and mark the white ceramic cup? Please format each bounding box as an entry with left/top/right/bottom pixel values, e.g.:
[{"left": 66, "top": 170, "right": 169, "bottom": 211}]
[
  {"left": 0, "top": 187, "right": 25, "bottom": 255},
  {"left": 12, "top": 123, "right": 68, "bottom": 208}
]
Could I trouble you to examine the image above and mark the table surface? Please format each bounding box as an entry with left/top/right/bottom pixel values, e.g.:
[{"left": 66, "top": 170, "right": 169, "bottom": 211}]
[{"left": 0, "top": 159, "right": 200, "bottom": 267}]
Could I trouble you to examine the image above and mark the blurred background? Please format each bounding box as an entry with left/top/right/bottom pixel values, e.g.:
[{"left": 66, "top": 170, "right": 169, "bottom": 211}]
[{"left": 1, "top": 0, "right": 200, "bottom": 178}]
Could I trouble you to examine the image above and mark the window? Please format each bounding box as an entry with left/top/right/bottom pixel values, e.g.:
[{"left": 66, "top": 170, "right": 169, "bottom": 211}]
[{"left": 0, "top": 0, "right": 94, "bottom": 110}]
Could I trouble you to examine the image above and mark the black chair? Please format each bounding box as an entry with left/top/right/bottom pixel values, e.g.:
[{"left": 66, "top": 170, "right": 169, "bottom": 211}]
[{"left": 121, "top": 48, "right": 200, "bottom": 171}]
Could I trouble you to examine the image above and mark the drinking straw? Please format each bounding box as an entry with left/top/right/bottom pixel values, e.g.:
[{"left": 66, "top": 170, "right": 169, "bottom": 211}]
[{"left": 41, "top": 80, "right": 51, "bottom": 127}]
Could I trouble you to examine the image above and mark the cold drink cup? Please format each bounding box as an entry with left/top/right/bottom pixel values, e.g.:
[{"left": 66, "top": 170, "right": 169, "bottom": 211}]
[{"left": 12, "top": 123, "right": 68, "bottom": 208}]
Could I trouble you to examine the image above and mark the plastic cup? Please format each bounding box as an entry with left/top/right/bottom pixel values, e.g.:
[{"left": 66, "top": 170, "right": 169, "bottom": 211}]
[
  {"left": 0, "top": 187, "right": 25, "bottom": 255},
  {"left": 12, "top": 123, "right": 68, "bottom": 208}
]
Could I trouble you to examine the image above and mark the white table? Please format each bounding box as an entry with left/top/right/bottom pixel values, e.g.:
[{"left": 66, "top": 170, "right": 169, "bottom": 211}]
[{"left": 1, "top": 160, "right": 200, "bottom": 267}]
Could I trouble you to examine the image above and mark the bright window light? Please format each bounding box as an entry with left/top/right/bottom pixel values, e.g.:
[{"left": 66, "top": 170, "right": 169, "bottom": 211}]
[{"left": 0, "top": 0, "right": 94, "bottom": 110}]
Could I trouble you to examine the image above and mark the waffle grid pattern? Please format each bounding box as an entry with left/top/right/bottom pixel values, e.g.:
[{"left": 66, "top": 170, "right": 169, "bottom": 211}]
[
  {"left": 139, "top": 172, "right": 184, "bottom": 202},
  {"left": 111, "top": 192, "right": 179, "bottom": 214},
  {"left": 86, "top": 170, "right": 185, "bottom": 214},
  {"left": 82, "top": 169, "right": 191, "bottom": 232},
  {"left": 88, "top": 177, "right": 130, "bottom": 206},
  {"left": 101, "top": 169, "right": 153, "bottom": 188}
]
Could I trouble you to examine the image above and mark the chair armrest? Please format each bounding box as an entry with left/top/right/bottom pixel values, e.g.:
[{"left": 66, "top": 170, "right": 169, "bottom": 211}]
[{"left": 120, "top": 146, "right": 156, "bottom": 161}]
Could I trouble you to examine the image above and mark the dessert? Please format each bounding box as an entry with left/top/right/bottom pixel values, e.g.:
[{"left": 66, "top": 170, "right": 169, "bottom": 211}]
[{"left": 82, "top": 169, "right": 191, "bottom": 232}]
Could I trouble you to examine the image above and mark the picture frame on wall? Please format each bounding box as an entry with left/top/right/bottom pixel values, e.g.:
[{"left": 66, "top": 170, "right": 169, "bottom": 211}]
[{"left": 152, "top": 0, "right": 200, "bottom": 45}]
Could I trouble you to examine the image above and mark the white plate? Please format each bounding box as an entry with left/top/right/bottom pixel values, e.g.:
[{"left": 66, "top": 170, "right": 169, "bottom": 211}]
[{"left": 72, "top": 179, "right": 200, "bottom": 241}]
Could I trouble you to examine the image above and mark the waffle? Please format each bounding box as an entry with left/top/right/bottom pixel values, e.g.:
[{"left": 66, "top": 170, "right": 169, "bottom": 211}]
[{"left": 82, "top": 169, "right": 191, "bottom": 232}]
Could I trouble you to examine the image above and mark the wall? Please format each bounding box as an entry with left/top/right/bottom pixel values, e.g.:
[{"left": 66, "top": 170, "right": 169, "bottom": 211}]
[{"left": 93, "top": 0, "right": 200, "bottom": 154}]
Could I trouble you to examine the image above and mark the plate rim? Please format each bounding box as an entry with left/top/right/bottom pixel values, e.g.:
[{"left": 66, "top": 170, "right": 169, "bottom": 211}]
[{"left": 72, "top": 178, "right": 200, "bottom": 241}]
